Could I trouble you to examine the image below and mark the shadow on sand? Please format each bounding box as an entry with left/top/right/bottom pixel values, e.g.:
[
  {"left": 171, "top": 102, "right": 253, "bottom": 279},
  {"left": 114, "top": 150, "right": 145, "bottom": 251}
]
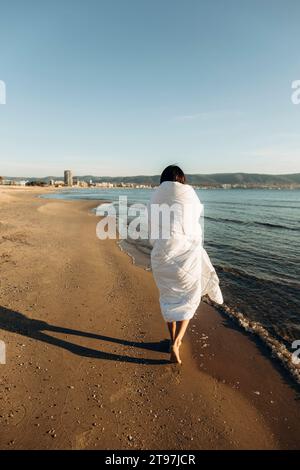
[{"left": 0, "top": 306, "right": 170, "bottom": 365}]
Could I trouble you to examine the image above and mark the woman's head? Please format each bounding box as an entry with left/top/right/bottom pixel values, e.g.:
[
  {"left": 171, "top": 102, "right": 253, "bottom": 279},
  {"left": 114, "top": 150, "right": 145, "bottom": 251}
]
[{"left": 160, "top": 165, "right": 186, "bottom": 185}]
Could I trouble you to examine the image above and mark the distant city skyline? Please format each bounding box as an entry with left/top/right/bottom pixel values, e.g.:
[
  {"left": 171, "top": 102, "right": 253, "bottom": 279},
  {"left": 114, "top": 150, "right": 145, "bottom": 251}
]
[{"left": 1, "top": 0, "right": 300, "bottom": 176}]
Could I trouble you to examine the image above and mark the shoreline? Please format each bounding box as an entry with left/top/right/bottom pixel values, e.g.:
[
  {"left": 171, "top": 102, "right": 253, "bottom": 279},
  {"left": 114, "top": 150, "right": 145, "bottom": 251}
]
[{"left": 0, "top": 186, "right": 299, "bottom": 449}]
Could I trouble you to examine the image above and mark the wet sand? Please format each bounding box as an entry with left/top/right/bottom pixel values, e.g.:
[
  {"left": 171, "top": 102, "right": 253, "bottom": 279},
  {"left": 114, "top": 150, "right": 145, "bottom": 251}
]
[{"left": 0, "top": 186, "right": 299, "bottom": 449}]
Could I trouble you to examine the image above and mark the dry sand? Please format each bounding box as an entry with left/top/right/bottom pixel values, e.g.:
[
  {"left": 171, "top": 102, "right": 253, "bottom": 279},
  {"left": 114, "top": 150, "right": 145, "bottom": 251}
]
[{"left": 0, "top": 186, "right": 299, "bottom": 450}]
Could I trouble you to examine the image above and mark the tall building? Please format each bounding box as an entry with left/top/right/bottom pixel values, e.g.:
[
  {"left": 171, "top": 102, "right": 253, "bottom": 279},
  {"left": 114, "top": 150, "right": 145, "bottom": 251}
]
[{"left": 64, "top": 170, "right": 73, "bottom": 186}]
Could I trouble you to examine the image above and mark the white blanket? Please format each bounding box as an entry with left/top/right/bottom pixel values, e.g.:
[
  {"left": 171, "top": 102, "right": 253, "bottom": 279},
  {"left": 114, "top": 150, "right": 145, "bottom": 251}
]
[{"left": 149, "top": 181, "right": 223, "bottom": 322}]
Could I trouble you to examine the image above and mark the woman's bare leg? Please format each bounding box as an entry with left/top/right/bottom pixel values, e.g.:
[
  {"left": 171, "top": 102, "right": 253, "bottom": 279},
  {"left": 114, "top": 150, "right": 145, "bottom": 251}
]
[
  {"left": 167, "top": 321, "right": 176, "bottom": 344},
  {"left": 170, "top": 319, "right": 190, "bottom": 364}
]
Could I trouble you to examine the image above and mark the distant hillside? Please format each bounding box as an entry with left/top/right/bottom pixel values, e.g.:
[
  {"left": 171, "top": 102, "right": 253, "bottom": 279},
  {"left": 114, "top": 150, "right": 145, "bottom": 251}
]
[
  {"left": 2, "top": 172, "right": 300, "bottom": 186},
  {"left": 186, "top": 173, "right": 300, "bottom": 185}
]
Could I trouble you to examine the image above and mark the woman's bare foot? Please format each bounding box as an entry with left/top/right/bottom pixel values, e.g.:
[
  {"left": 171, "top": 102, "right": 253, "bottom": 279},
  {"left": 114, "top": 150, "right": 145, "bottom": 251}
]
[{"left": 170, "top": 342, "right": 182, "bottom": 364}]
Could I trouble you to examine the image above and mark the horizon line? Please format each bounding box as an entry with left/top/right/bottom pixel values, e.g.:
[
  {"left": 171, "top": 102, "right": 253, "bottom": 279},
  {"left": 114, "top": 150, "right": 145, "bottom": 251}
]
[{"left": 2, "top": 171, "right": 300, "bottom": 179}]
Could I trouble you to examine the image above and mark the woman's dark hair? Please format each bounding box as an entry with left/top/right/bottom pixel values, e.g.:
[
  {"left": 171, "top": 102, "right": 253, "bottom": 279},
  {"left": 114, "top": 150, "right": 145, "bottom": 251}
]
[{"left": 160, "top": 165, "right": 186, "bottom": 184}]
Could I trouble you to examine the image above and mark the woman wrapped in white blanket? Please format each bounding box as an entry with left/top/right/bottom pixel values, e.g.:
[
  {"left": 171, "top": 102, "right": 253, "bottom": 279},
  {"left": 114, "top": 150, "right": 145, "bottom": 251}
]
[{"left": 149, "top": 165, "right": 223, "bottom": 364}]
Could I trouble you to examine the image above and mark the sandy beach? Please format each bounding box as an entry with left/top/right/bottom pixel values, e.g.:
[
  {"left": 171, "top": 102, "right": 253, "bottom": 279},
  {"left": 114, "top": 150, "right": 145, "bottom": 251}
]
[{"left": 0, "top": 186, "right": 299, "bottom": 450}]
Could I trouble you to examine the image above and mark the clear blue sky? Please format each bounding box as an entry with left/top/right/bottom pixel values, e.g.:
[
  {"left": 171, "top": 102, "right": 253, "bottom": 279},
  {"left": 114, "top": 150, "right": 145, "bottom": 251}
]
[{"left": 0, "top": 0, "right": 300, "bottom": 176}]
